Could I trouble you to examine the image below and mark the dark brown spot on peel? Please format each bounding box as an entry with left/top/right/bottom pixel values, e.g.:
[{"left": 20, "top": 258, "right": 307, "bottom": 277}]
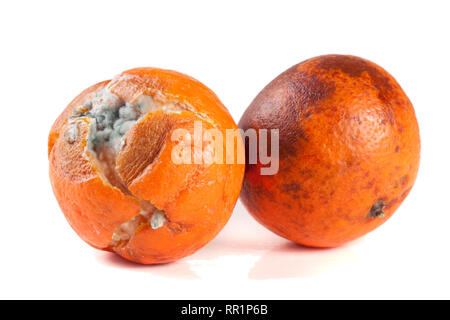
[
  {"left": 368, "top": 200, "right": 386, "bottom": 218},
  {"left": 400, "top": 175, "right": 409, "bottom": 187},
  {"left": 281, "top": 182, "right": 301, "bottom": 194},
  {"left": 242, "top": 181, "right": 276, "bottom": 210},
  {"left": 363, "top": 179, "right": 375, "bottom": 189},
  {"left": 315, "top": 55, "right": 394, "bottom": 104},
  {"left": 315, "top": 55, "right": 370, "bottom": 78},
  {"left": 383, "top": 107, "right": 396, "bottom": 125}
]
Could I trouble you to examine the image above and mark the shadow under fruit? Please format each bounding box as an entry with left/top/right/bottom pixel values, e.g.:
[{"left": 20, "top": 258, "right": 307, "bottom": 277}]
[{"left": 239, "top": 54, "right": 420, "bottom": 247}]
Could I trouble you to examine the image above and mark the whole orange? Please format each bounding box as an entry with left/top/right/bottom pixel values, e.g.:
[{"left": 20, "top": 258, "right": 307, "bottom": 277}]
[
  {"left": 49, "top": 68, "right": 244, "bottom": 264},
  {"left": 239, "top": 55, "right": 420, "bottom": 247}
]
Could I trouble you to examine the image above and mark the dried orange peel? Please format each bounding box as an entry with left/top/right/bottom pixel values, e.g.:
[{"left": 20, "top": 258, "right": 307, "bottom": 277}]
[{"left": 48, "top": 68, "right": 244, "bottom": 264}]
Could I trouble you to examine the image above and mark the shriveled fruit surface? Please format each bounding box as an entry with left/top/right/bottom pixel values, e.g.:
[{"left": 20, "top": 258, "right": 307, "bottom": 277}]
[
  {"left": 49, "top": 68, "right": 244, "bottom": 264},
  {"left": 239, "top": 55, "right": 420, "bottom": 247}
]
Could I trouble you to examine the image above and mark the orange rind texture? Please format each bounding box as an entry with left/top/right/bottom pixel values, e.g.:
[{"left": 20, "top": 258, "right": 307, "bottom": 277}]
[
  {"left": 239, "top": 55, "right": 420, "bottom": 248},
  {"left": 49, "top": 68, "right": 244, "bottom": 264}
]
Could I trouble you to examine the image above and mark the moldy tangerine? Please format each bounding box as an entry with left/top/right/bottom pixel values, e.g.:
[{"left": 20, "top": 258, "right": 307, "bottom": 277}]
[
  {"left": 48, "top": 68, "right": 245, "bottom": 264},
  {"left": 239, "top": 54, "right": 420, "bottom": 247}
]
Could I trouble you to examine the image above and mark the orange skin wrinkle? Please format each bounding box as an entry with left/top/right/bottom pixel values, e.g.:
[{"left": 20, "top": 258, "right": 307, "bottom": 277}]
[
  {"left": 48, "top": 68, "right": 245, "bottom": 264},
  {"left": 239, "top": 55, "right": 420, "bottom": 248}
]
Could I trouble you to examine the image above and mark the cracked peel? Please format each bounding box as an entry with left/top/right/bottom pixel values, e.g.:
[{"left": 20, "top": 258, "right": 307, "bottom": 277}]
[{"left": 49, "top": 67, "right": 245, "bottom": 264}]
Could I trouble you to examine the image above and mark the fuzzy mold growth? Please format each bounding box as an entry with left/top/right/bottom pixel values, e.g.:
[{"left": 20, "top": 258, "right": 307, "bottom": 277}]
[
  {"left": 71, "top": 89, "right": 154, "bottom": 154},
  {"left": 69, "top": 88, "right": 169, "bottom": 243},
  {"left": 111, "top": 200, "right": 167, "bottom": 247}
]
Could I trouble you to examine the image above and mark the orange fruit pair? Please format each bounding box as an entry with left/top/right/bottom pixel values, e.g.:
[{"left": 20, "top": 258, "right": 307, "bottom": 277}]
[{"left": 49, "top": 55, "right": 420, "bottom": 264}]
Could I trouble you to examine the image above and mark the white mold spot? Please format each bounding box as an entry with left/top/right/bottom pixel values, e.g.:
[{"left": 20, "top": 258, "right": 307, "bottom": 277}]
[
  {"left": 70, "top": 89, "right": 154, "bottom": 154},
  {"left": 150, "top": 210, "right": 166, "bottom": 230},
  {"left": 136, "top": 94, "right": 154, "bottom": 114},
  {"left": 64, "top": 121, "right": 79, "bottom": 144},
  {"left": 92, "top": 89, "right": 123, "bottom": 110},
  {"left": 119, "top": 104, "right": 139, "bottom": 120},
  {"left": 111, "top": 206, "right": 166, "bottom": 246}
]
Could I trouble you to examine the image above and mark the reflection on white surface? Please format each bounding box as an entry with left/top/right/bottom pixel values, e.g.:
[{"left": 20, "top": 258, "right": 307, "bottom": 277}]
[{"left": 96, "top": 201, "right": 362, "bottom": 280}]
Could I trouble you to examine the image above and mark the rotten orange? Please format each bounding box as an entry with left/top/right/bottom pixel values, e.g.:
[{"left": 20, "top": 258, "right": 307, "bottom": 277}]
[
  {"left": 239, "top": 54, "right": 420, "bottom": 247},
  {"left": 49, "top": 68, "right": 244, "bottom": 264}
]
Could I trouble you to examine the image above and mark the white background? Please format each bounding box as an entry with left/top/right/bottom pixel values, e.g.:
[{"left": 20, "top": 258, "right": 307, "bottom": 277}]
[{"left": 1, "top": 0, "right": 449, "bottom": 299}]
